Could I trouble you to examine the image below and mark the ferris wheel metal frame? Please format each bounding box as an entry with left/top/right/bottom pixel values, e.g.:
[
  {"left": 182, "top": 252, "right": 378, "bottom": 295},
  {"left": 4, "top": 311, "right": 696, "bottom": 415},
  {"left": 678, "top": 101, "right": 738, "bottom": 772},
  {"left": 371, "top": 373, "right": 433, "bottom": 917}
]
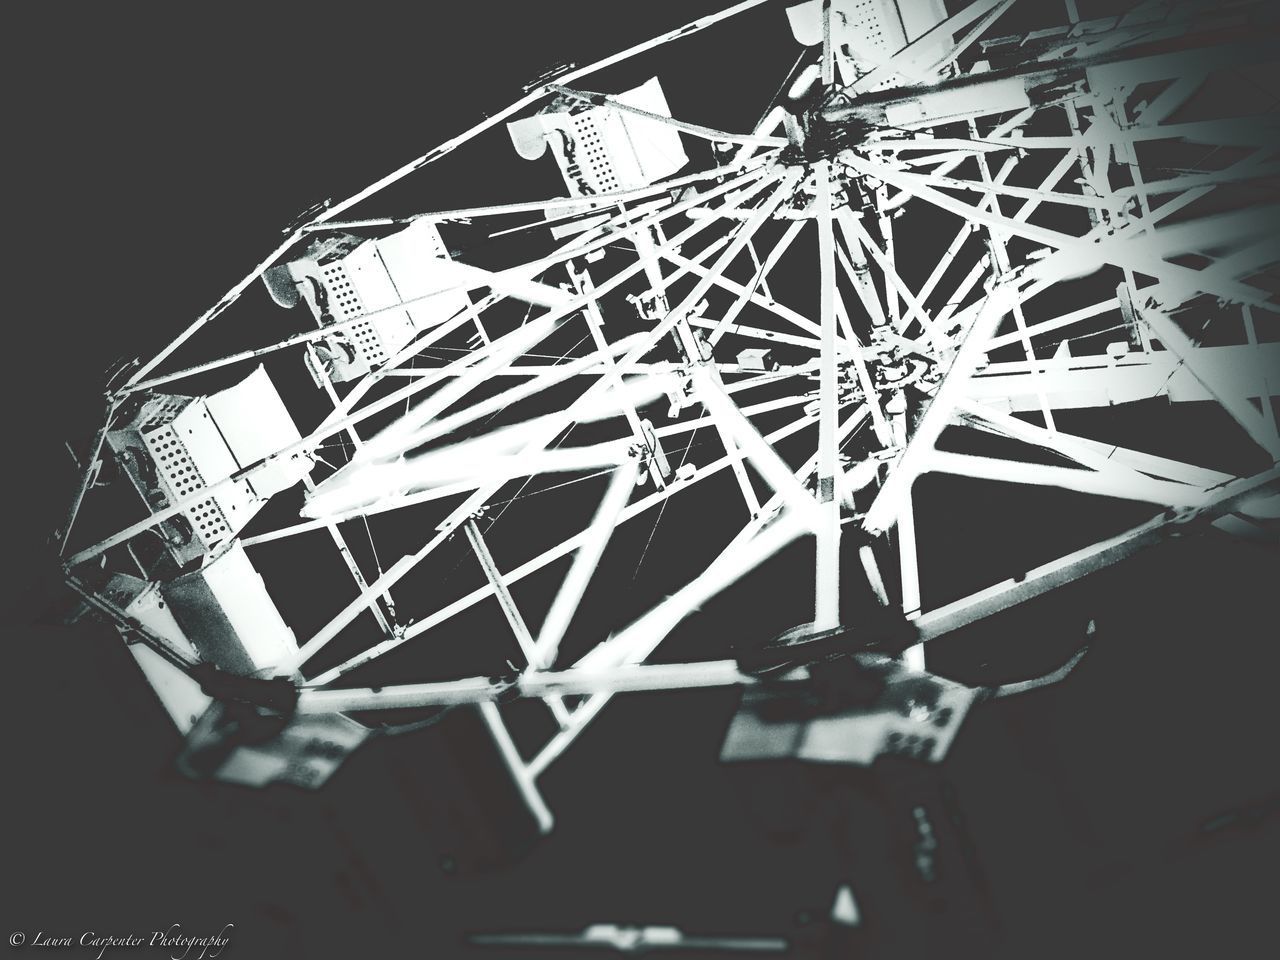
[{"left": 58, "top": 0, "right": 1280, "bottom": 829}]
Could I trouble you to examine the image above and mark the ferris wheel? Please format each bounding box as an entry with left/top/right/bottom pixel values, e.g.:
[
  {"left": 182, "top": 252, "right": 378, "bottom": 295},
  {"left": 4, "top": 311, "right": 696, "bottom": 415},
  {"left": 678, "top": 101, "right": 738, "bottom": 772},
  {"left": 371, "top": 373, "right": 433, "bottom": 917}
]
[{"left": 58, "top": 0, "right": 1279, "bottom": 835}]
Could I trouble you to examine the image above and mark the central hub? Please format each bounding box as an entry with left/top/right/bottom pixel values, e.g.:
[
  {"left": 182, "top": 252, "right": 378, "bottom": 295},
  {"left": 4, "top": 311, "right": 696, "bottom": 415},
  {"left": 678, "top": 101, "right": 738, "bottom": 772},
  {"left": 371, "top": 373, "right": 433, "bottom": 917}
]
[
  {"left": 787, "top": 108, "right": 876, "bottom": 163},
  {"left": 779, "top": 64, "right": 875, "bottom": 163}
]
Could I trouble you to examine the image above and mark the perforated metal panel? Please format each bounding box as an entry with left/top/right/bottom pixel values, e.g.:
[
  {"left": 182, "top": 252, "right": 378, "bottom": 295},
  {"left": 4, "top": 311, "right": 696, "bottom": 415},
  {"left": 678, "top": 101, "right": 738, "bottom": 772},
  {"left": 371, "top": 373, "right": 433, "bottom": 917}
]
[
  {"left": 320, "top": 260, "right": 364, "bottom": 320},
  {"left": 788, "top": 0, "right": 903, "bottom": 51},
  {"left": 846, "top": 0, "right": 903, "bottom": 54},
  {"left": 508, "top": 77, "right": 688, "bottom": 211},
  {"left": 138, "top": 395, "right": 188, "bottom": 430},
  {"left": 106, "top": 369, "right": 306, "bottom": 568},
  {"left": 318, "top": 260, "right": 389, "bottom": 368},
  {"left": 721, "top": 670, "right": 978, "bottom": 766},
  {"left": 569, "top": 111, "right": 622, "bottom": 194},
  {"left": 786, "top": 0, "right": 949, "bottom": 90},
  {"left": 288, "top": 221, "right": 470, "bottom": 382},
  {"left": 140, "top": 423, "right": 234, "bottom": 548}
]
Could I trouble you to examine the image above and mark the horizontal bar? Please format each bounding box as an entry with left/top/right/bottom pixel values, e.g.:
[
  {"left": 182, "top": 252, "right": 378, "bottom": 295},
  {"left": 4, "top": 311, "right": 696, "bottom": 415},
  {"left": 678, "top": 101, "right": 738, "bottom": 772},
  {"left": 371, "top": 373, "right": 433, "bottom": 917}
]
[{"left": 297, "top": 659, "right": 752, "bottom": 713}]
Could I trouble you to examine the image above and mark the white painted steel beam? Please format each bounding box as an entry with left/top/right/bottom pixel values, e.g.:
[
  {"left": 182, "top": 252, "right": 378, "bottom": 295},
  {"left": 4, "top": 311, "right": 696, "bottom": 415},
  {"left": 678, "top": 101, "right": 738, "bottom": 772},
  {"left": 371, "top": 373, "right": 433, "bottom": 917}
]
[
  {"left": 815, "top": 160, "right": 842, "bottom": 629},
  {"left": 536, "top": 461, "right": 640, "bottom": 666}
]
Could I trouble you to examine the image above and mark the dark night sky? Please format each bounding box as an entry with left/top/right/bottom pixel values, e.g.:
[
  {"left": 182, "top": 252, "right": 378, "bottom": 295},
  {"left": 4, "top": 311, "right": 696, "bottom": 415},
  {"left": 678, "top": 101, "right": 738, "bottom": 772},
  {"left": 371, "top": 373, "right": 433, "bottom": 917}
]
[{"left": 5, "top": 3, "right": 1279, "bottom": 958}]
